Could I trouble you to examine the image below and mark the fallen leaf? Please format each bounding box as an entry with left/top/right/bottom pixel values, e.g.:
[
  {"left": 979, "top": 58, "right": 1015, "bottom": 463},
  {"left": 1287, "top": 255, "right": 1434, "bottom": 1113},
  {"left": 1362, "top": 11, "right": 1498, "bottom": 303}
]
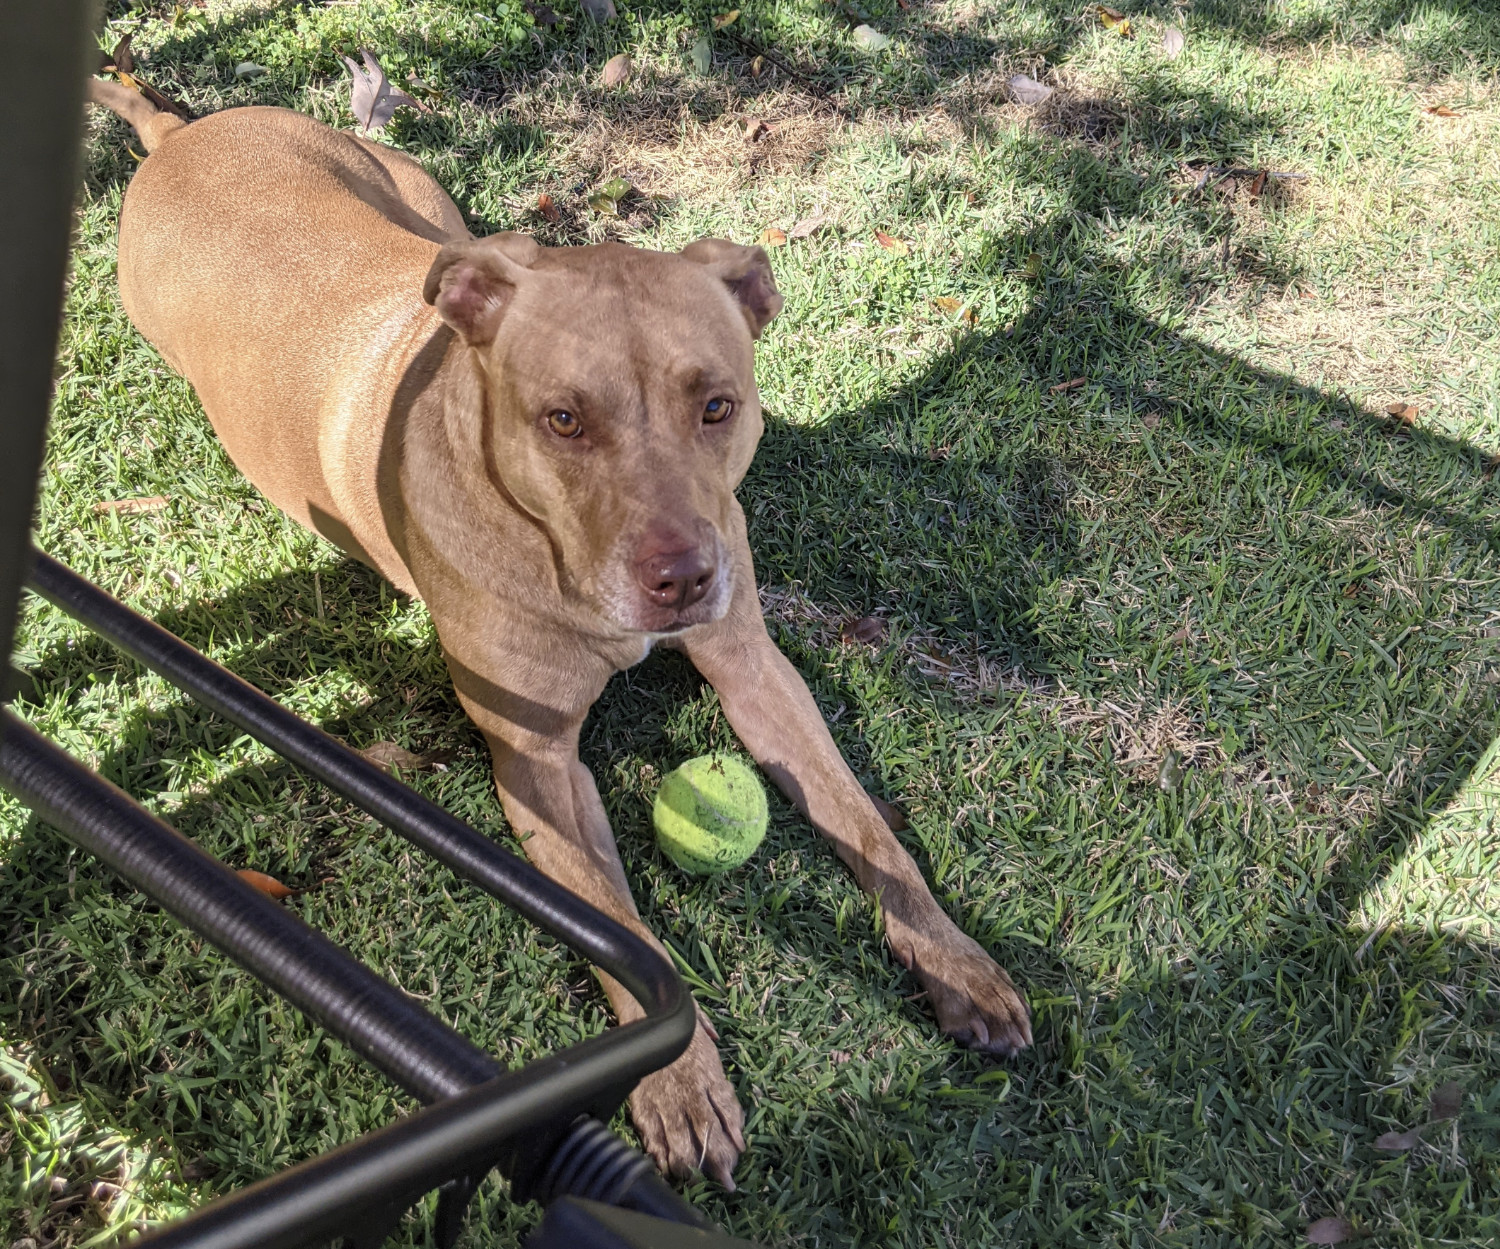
[
  {"left": 759, "top": 227, "right": 788, "bottom": 247},
  {"left": 874, "top": 229, "right": 909, "bottom": 256},
  {"left": 1426, "top": 105, "right": 1460, "bottom": 117},
  {"left": 1249, "top": 169, "right": 1268, "bottom": 200},
  {"left": 587, "top": 191, "right": 621, "bottom": 215},
  {"left": 1049, "top": 377, "right": 1086, "bottom": 393},
  {"left": 1157, "top": 749, "right": 1184, "bottom": 793},
  {"left": 713, "top": 9, "right": 740, "bottom": 27},
  {"left": 690, "top": 34, "right": 713, "bottom": 74},
  {"left": 1343, "top": 582, "right": 1361, "bottom": 598},
  {"left": 1008, "top": 73, "right": 1054, "bottom": 105},
  {"left": 237, "top": 869, "right": 300, "bottom": 901},
  {"left": 341, "top": 49, "right": 424, "bottom": 133},
  {"left": 1024, "top": 251, "right": 1044, "bottom": 277},
  {"left": 234, "top": 62, "right": 268, "bottom": 79},
  {"left": 750, "top": 54, "right": 766, "bottom": 78},
  {"left": 109, "top": 32, "right": 135, "bottom": 75},
  {"left": 357, "top": 741, "right": 456, "bottom": 772},
  {"left": 1141, "top": 410, "right": 1161, "bottom": 429},
  {"left": 1097, "top": 5, "right": 1132, "bottom": 36},
  {"left": 94, "top": 495, "right": 169, "bottom": 514},
  {"left": 1374, "top": 1127, "right": 1425, "bottom": 1152},
  {"left": 599, "top": 175, "right": 632, "bottom": 201},
  {"left": 789, "top": 214, "right": 829, "bottom": 238},
  {"left": 1161, "top": 26, "right": 1185, "bottom": 58},
  {"left": 601, "top": 53, "right": 632, "bottom": 87},
  {"left": 1429, "top": 1081, "right": 1463, "bottom": 1120},
  {"left": 852, "top": 24, "right": 893, "bottom": 52},
  {"left": 1167, "top": 626, "right": 1189, "bottom": 645},
  {"left": 741, "top": 117, "right": 769, "bottom": 141},
  {"left": 871, "top": 794, "right": 908, "bottom": 831},
  {"left": 841, "top": 616, "right": 886, "bottom": 645},
  {"left": 524, "top": 0, "right": 561, "bottom": 26},
  {"left": 580, "top": 0, "right": 617, "bottom": 21},
  {"left": 1304, "top": 1217, "right": 1354, "bottom": 1245},
  {"left": 536, "top": 192, "right": 561, "bottom": 222}
]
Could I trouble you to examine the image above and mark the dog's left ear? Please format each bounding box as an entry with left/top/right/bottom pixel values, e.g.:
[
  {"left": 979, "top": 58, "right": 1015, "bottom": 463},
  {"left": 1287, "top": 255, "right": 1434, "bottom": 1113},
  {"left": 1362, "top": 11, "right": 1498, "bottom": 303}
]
[
  {"left": 424, "top": 232, "right": 542, "bottom": 346},
  {"left": 680, "top": 238, "right": 783, "bottom": 339}
]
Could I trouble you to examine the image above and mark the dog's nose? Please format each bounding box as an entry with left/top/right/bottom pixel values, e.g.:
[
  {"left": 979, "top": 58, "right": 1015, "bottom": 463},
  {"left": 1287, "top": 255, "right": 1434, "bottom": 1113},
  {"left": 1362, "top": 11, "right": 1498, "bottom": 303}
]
[{"left": 636, "top": 546, "right": 716, "bottom": 610}]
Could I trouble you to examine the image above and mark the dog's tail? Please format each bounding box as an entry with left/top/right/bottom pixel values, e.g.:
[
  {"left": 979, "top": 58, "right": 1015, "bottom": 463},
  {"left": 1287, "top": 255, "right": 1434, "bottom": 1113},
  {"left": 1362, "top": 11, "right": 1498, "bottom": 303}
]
[{"left": 88, "top": 77, "right": 186, "bottom": 152}]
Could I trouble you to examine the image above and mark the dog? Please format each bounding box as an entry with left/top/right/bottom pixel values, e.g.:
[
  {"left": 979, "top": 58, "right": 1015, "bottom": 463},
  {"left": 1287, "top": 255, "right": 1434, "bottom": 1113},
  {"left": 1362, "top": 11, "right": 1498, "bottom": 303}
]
[{"left": 87, "top": 79, "right": 1031, "bottom": 1188}]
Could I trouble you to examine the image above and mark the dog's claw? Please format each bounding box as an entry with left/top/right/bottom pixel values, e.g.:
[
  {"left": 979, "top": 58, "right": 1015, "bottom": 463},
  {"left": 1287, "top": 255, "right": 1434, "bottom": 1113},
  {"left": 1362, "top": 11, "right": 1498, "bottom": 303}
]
[
  {"left": 917, "top": 933, "right": 1033, "bottom": 1057},
  {"left": 629, "top": 1018, "right": 744, "bottom": 1190}
]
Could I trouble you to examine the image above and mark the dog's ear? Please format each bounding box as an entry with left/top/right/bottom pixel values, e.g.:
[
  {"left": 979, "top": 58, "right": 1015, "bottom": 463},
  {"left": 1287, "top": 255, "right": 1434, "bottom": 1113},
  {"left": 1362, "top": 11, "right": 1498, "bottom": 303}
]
[
  {"left": 423, "top": 233, "right": 542, "bottom": 346},
  {"left": 680, "top": 238, "right": 783, "bottom": 339}
]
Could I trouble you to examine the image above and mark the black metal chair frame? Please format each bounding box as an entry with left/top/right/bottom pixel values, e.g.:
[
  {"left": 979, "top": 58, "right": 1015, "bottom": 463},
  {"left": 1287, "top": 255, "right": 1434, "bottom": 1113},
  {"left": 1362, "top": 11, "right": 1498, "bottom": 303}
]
[{"left": 0, "top": 5, "right": 753, "bottom": 1246}]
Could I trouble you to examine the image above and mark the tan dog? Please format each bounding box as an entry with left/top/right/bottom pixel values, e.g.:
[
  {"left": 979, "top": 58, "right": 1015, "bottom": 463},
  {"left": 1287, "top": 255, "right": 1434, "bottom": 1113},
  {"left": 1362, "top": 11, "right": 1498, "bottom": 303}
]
[{"left": 88, "top": 81, "right": 1031, "bottom": 1187}]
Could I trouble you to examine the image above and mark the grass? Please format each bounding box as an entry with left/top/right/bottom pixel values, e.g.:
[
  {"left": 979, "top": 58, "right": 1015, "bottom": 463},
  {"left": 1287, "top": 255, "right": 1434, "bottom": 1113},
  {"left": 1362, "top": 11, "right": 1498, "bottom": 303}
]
[{"left": 4, "top": 0, "right": 1500, "bottom": 1245}]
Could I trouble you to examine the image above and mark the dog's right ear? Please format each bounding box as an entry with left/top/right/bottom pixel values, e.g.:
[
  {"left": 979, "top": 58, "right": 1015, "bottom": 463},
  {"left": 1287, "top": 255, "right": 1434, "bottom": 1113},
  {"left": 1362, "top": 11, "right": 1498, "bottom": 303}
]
[{"left": 423, "top": 233, "right": 542, "bottom": 346}]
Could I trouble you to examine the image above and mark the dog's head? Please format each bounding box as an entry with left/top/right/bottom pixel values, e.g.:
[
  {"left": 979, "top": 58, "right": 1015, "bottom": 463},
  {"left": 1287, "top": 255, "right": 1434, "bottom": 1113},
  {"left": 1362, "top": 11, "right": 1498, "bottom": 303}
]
[{"left": 423, "top": 234, "right": 781, "bottom": 635}]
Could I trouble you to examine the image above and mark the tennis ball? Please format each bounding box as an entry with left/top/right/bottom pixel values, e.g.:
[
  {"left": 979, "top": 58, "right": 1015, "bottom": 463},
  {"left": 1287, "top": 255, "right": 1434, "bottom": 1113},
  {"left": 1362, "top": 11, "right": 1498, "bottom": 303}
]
[{"left": 652, "top": 754, "right": 768, "bottom": 875}]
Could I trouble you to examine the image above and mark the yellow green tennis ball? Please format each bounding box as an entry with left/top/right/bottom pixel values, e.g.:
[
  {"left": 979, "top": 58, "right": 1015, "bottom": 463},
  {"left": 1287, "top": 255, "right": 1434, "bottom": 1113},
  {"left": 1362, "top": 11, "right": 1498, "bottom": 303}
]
[{"left": 652, "top": 754, "right": 768, "bottom": 875}]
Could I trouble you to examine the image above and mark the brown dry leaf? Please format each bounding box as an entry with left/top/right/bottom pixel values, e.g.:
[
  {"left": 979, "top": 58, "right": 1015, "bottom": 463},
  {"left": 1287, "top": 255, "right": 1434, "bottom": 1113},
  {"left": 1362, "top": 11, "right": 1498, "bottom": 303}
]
[
  {"left": 1249, "top": 169, "right": 1268, "bottom": 200},
  {"left": 759, "top": 227, "right": 788, "bottom": 247},
  {"left": 1429, "top": 1081, "right": 1463, "bottom": 1120},
  {"left": 750, "top": 54, "right": 765, "bottom": 78},
  {"left": 1097, "top": 5, "right": 1132, "bottom": 36},
  {"left": 1161, "top": 26, "right": 1185, "bottom": 58},
  {"left": 601, "top": 53, "right": 632, "bottom": 87},
  {"left": 106, "top": 31, "right": 135, "bottom": 75},
  {"left": 874, "top": 229, "right": 909, "bottom": 256},
  {"left": 1426, "top": 105, "right": 1460, "bottom": 117},
  {"left": 236, "top": 869, "right": 299, "bottom": 901},
  {"left": 1342, "top": 582, "right": 1361, "bottom": 598},
  {"left": 712, "top": 9, "right": 740, "bottom": 27},
  {"left": 789, "top": 214, "right": 829, "bottom": 239},
  {"left": 1385, "top": 401, "right": 1419, "bottom": 425},
  {"left": 1167, "top": 626, "right": 1189, "bottom": 646},
  {"left": 841, "top": 615, "right": 886, "bottom": 645},
  {"left": 1049, "top": 377, "right": 1086, "bottom": 394},
  {"left": 1304, "top": 1218, "right": 1354, "bottom": 1245},
  {"left": 342, "top": 49, "right": 426, "bottom": 133},
  {"left": 933, "top": 296, "right": 977, "bottom": 325},
  {"left": 741, "top": 117, "right": 769, "bottom": 141},
  {"left": 357, "top": 741, "right": 456, "bottom": 771},
  {"left": 871, "top": 794, "right": 908, "bottom": 831},
  {"left": 1374, "top": 1127, "right": 1425, "bottom": 1152},
  {"left": 94, "top": 495, "right": 169, "bottom": 515},
  {"left": 536, "top": 192, "right": 561, "bottom": 222}
]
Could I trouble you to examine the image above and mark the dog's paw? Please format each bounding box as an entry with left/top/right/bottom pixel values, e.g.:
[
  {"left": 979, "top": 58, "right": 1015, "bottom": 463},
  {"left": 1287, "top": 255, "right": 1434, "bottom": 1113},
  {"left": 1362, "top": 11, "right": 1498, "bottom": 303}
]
[
  {"left": 916, "top": 932, "right": 1032, "bottom": 1057},
  {"left": 629, "top": 1017, "right": 746, "bottom": 1190}
]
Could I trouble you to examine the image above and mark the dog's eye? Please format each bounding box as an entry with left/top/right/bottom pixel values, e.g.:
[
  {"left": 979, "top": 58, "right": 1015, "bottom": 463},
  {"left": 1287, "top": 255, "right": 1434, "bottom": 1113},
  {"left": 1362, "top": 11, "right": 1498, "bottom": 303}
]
[
  {"left": 547, "top": 410, "right": 582, "bottom": 438},
  {"left": 703, "top": 398, "right": 733, "bottom": 424}
]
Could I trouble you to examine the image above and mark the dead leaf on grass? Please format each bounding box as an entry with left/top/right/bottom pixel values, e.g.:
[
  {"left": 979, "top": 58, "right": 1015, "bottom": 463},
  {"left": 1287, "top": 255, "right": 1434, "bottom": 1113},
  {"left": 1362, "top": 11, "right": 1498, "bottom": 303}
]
[
  {"left": 713, "top": 9, "right": 740, "bottom": 27},
  {"left": 841, "top": 615, "right": 886, "bottom": 646},
  {"left": 1249, "top": 169, "right": 1268, "bottom": 200},
  {"left": 789, "top": 214, "right": 830, "bottom": 238},
  {"left": 1304, "top": 1217, "right": 1354, "bottom": 1245},
  {"left": 1097, "top": 5, "right": 1133, "bottom": 36},
  {"left": 1049, "top": 377, "right": 1086, "bottom": 393},
  {"left": 342, "top": 49, "right": 426, "bottom": 133},
  {"left": 1430, "top": 1081, "right": 1463, "bottom": 1120},
  {"left": 102, "top": 32, "right": 134, "bottom": 75},
  {"left": 759, "top": 227, "right": 788, "bottom": 247},
  {"left": 1385, "top": 401, "right": 1420, "bottom": 425},
  {"left": 1008, "top": 73, "right": 1054, "bottom": 105},
  {"left": 236, "top": 869, "right": 301, "bottom": 901},
  {"left": 536, "top": 192, "right": 561, "bottom": 222},
  {"left": 750, "top": 54, "right": 766, "bottom": 78},
  {"left": 601, "top": 53, "right": 632, "bottom": 87},
  {"left": 933, "top": 296, "right": 977, "bottom": 325},
  {"left": 581, "top": 0, "right": 617, "bottom": 21},
  {"left": 1426, "top": 105, "right": 1460, "bottom": 117},
  {"left": 741, "top": 117, "right": 769, "bottom": 141},
  {"left": 357, "top": 741, "right": 457, "bottom": 772},
  {"left": 1161, "top": 26, "right": 1185, "bottom": 58},
  {"left": 874, "top": 229, "right": 909, "bottom": 256},
  {"left": 852, "top": 24, "right": 893, "bottom": 52},
  {"left": 1374, "top": 1127, "right": 1425, "bottom": 1152},
  {"left": 94, "top": 495, "right": 169, "bottom": 515}
]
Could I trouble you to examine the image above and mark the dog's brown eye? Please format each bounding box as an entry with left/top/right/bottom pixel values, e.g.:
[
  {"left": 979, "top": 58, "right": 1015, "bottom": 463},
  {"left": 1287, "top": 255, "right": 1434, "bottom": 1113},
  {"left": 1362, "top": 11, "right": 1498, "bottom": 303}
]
[
  {"left": 547, "top": 410, "right": 582, "bottom": 438},
  {"left": 703, "top": 398, "right": 733, "bottom": 424}
]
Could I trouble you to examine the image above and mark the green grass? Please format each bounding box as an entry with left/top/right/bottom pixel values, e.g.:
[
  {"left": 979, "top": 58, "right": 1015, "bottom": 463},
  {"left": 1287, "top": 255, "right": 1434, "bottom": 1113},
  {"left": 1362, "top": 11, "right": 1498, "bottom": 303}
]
[{"left": 5, "top": 0, "right": 1500, "bottom": 1245}]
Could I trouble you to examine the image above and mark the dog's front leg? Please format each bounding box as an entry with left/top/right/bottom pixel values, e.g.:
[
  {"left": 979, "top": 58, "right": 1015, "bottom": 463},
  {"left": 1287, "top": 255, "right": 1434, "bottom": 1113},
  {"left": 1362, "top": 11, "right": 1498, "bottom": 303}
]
[
  {"left": 449, "top": 673, "right": 746, "bottom": 1188},
  {"left": 683, "top": 547, "right": 1033, "bottom": 1057}
]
